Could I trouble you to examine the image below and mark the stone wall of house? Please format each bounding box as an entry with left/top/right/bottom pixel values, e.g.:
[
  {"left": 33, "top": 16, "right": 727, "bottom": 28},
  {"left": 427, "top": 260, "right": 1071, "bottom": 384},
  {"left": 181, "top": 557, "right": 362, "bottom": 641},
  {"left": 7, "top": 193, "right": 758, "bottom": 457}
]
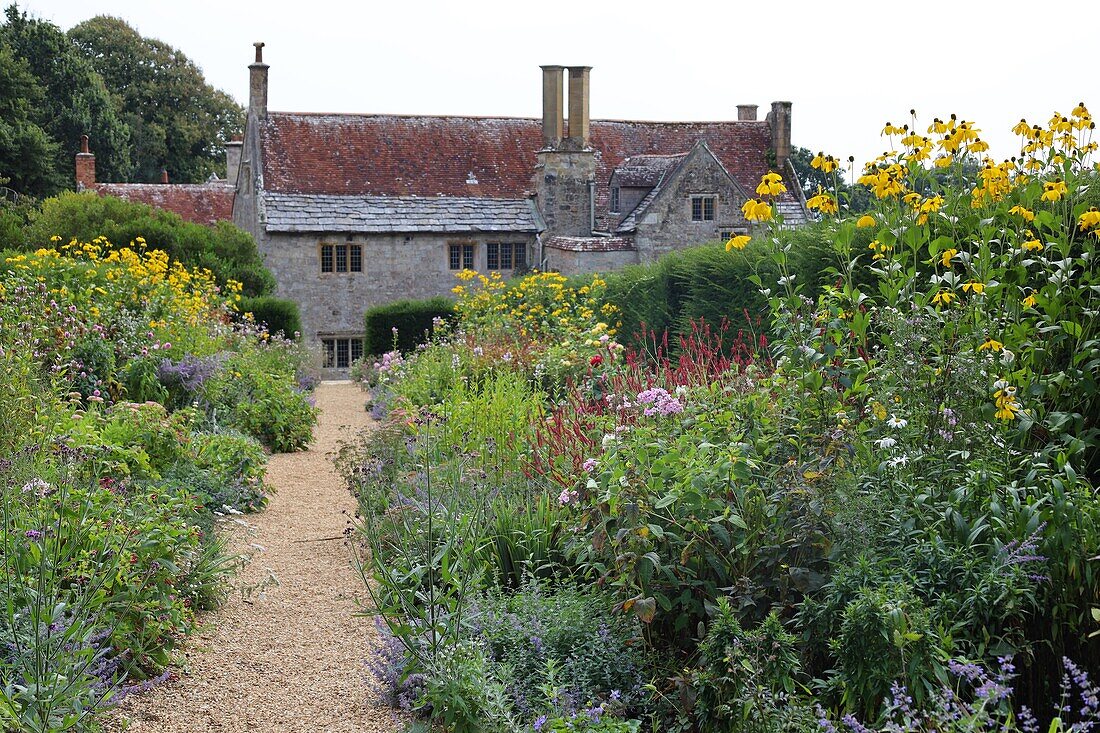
[
  {"left": 535, "top": 149, "right": 597, "bottom": 238},
  {"left": 632, "top": 153, "right": 749, "bottom": 263},
  {"left": 257, "top": 231, "right": 536, "bottom": 342},
  {"left": 545, "top": 248, "right": 637, "bottom": 276}
]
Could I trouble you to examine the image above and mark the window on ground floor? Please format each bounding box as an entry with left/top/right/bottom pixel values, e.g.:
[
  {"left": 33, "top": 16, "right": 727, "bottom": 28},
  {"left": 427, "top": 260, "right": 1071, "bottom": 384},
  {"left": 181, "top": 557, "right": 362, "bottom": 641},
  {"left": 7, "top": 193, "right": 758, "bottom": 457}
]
[
  {"left": 321, "top": 336, "right": 364, "bottom": 369},
  {"left": 487, "top": 242, "right": 526, "bottom": 271},
  {"left": 320, "top": 243, "right": 363, "bottom": 273},
  {"left": 448, "top": 243, "right": 475, "bottom": 270}
]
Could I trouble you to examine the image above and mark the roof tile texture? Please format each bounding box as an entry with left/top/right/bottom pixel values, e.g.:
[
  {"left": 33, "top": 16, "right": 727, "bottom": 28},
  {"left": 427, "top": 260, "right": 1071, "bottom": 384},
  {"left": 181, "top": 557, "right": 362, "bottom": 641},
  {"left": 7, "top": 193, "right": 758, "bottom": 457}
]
[{"left": 93, "top": 182, "right": 235, "bottom": 226}]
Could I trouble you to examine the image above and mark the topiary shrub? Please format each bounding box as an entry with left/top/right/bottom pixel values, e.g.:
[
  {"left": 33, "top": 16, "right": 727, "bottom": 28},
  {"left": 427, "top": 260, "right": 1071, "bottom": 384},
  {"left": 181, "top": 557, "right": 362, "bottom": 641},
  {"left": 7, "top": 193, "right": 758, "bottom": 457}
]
[
  {"left": 363, "top": 296, "right": 454, "bottom": 355},
  {"left": 239, "top": 295, "right": 301, "bottom": 338}
]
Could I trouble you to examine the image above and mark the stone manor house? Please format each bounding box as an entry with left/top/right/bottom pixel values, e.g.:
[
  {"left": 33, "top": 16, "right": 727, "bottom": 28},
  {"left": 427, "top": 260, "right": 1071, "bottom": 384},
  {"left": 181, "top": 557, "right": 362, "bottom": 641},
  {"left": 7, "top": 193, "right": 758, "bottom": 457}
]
[{"left": 76, "top": 43, "right": 808, "bottom": 369}]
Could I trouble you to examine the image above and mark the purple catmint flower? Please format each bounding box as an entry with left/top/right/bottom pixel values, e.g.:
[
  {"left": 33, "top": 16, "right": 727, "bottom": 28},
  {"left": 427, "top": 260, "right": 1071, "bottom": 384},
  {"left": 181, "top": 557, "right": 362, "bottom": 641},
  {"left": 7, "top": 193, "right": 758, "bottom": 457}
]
[
  {"left": 24, "top": 530, "right": 43, "bottom": 540},
  {"left": 533, "top": 715, "right": 547, "bottom": 731}
]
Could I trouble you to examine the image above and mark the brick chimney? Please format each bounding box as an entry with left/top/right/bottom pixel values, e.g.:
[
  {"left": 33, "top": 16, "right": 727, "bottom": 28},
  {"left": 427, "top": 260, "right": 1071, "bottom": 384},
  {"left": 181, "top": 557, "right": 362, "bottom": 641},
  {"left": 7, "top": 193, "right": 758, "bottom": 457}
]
[
  {"left": 767, "top": 101, "right": 792, "bottom": 172},
  {"left": 737, "top": 104, "right": 758, "bottom": 121},
  {"left": 566, "top": 66, "right": 591, "bottom": 148},
  {"left": 75, "top": 135, "right": 96, "bottom": 190},
  {"left": 225, "top": 138, "right": 243, "bottom": 185},
  {"left": 249, "top": 42, "right": 268, "bottom": 118}
]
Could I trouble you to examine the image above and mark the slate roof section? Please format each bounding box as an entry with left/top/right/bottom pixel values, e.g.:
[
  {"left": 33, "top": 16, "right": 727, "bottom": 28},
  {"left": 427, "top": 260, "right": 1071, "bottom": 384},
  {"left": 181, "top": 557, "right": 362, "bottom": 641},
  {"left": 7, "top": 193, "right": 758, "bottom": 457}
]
[
  {"left": 543, "top": 236, "right": 636, "bottom": 252},
  {"left": 94, "top": 182, "right": 234, "bottom": 226},
  {"left": 262, "top": 192, "right": 542, "bottom": 233},
  {"left": 775, "top": 200, "right": 810, "bottom": 228}
]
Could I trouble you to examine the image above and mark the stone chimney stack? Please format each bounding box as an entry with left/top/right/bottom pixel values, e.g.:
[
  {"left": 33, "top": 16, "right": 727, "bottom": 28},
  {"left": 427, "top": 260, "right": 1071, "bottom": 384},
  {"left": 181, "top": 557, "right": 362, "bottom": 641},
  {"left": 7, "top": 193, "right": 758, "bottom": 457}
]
[
  {"left": 75, "top": 135, "right": 96, "bottom": 190},
  {"left": 540, "top": 66, "right": 564, "bottom": 148},
  {"left": 249, "top": 42, "right": 268, "bottom": 118},
  {"left": 767, "top": 101, "right": 792, "bottom": 172},
  {"left": 161, "top": 169, "right": 169, "bottom": 184},
  {"left": 225, "top": 138, "right": 243, "bottom": 185},
  {"left": 566, "top": 66, "right": 591, "bottom": 148},
  {"left": 737, "top": 104, "right": 758, "bottom": 121}
]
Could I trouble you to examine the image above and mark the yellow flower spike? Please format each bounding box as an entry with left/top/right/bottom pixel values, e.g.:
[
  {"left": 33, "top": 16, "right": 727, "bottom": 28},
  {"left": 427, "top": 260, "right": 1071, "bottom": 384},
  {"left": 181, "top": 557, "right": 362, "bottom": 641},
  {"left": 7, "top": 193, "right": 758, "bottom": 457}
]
[
  {"left": 962, "top": 281, "right": 986, "bottom": 295},
  {"left": 931, "top": 290, "right": 954, "bottom": 306},
  {"left": 977, "top": 337, "right": 1004, "bottom": 352},
  {"left": 856, "top": 214, "right": 876, "bottom": 228},
  {"left": 725, "top": 234, "right": 751, "bottom": 252},
  {"left": 755, "top": 172, "right": 787, "bottom": 197},
  {"left": 940, "top": 248, "right": 958, "bottom": 268}
]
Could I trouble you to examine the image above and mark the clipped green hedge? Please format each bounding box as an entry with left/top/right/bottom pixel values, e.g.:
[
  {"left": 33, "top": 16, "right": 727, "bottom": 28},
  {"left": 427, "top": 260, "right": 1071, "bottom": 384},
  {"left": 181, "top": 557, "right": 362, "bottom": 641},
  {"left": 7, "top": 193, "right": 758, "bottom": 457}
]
[
  {"left": 364, "top": 296, "right": 455, "bottom": 355},
  {"left": 601, "top": 222, "right": 867, "bottom": 347},
  {"left": 240, "top": 295, "right": 302, "bottom": 338}
]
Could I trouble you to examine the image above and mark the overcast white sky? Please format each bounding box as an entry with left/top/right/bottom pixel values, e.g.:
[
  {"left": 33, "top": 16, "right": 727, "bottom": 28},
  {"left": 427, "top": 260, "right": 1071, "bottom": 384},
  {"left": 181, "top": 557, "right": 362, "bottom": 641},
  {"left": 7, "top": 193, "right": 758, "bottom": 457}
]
[{"left": 17, "top": 0, "right": 1099, "bottom": 174}]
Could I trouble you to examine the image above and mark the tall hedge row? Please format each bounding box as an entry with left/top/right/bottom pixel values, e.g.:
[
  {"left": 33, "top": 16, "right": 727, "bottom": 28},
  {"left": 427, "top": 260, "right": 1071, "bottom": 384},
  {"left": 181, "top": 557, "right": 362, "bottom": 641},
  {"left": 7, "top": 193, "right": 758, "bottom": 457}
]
[{"left": 363, "top": 296, "right": 455, "bottom": 355}]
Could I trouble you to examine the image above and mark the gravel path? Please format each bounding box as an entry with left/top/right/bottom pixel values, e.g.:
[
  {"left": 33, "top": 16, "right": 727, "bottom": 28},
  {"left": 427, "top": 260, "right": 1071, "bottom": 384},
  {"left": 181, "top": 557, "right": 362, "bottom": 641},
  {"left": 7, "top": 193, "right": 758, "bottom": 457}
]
[{"left": 109, "top": 381, "right": 400, "bottom": 733}]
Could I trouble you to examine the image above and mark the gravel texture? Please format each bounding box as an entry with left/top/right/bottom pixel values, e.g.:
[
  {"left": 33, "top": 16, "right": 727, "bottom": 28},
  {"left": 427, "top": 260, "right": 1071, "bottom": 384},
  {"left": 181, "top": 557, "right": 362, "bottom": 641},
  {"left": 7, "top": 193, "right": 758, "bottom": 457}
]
[{"left": 109, "top": 381, "right": 401, "bottom": 732}]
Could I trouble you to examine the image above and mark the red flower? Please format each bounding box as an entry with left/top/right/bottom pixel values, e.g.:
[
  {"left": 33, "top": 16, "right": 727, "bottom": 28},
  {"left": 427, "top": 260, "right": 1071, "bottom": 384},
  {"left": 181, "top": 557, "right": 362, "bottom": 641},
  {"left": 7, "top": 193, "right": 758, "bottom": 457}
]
[{"left": 590, "top": 355, "right": 603, "bottom": 367}]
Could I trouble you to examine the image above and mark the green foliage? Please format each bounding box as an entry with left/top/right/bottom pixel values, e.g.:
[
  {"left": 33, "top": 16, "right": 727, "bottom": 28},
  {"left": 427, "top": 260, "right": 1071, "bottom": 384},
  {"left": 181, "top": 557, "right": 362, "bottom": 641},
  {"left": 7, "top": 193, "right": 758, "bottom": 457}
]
[
  {"left": 0, "top": 43, "right": 62, "bottom": 194},
  {"left": 25, "top": 190, "right": 275, "bottom": 295},
  {"left": 67, "top": 16, "right": 244, "bottom": 184},
  {"left": 201, "top": 349, "right": 317, "bottom": 452},
  {"left": 600, "top": 227, "right": 841, "bottom": 348},
  {"left": 689, "top": 603, "right": 814, "bottom": 733},
  {"left": 364, "top": 295, "right": 454, "bottom": 354},
  {"left": 240, "top": 295, "right": 302, "bottom": 338},
  {"left": 1, "top": 4, "right": 130, "bottom": 193}
]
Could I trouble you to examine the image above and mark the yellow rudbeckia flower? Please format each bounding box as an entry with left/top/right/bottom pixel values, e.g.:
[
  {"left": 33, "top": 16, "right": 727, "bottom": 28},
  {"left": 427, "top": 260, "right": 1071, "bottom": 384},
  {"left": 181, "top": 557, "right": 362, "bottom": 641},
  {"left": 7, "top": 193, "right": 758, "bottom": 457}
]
[
  {"left": 962, "top": 281, "right": 986, "bottom": 295},
  {"left": 755, "top": 172, "right": 787, "bottom": 197},
  {"left": 741, "top": 198, "right": 774, "bottom": 222},
  {"left": 977, "top": 337, "right": 1004, "bottom": 352},
  {"left": 931, "top": 290, "right": 954, "bottom": 306},
  {"left": 1079, "top": 208, "right": 1100, "bottom": 230},
  {"left": 1041, "top": 179, "right": 1068, "bottom": 202},
  {"left": 1009, "top": 205, "right": 1035, "bottom": 222},
  {"left": 725, "top": 235, "right": 751, "bottom": 252},
  {"left": 856, "top": 215, "right": 876, "bottom": 228},
  {"left": 940, "top": 248, "right": 958, "bottom": 267}
]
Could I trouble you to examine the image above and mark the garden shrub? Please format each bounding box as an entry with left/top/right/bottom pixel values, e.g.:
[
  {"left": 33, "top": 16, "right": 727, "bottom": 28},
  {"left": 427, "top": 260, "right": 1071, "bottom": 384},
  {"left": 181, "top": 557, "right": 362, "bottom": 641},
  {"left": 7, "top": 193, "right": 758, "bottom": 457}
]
[
  {"left": 23, "top": 190, "right": 275, "bottom": 295},
  {"left": 363, "top": 295, "right": 455, "bottom": 355},
  {"left": 240, "top": 295, "right": 301, "bottom": 338}
]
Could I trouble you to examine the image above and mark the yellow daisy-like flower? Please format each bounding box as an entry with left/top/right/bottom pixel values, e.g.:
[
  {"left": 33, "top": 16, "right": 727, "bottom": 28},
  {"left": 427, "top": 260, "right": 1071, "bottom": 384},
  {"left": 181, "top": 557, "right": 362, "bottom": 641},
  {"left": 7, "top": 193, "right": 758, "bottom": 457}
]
[
  {"left": 1022, "top": 294, "right": 1037, "bottom": 308},
  {"left": 962, "top": 281, "right": 986, "bottom": 295},
  {"left": 806, "top": 190, "right": 839, "bottom": 215},
  {"left": 931, "top": 290, "right": 954, "bottom": 306},
  {"left": 867, "top": 240, "right": 891, "bottom": 260},
  {"left": 1041, "top": 179, "right": 1068, "bottom": 202},
  {"left": 1009, "top": 205, "right": 1035, "bottom": 222},
  {"left": 940, "top": 248, "right": 958, "bottom": 268},
  {"left": 856, "top": 214, "right": 876, "bottom": 228},
  {"left": 725, "top": 235, "right": 751, "bottom": 252},
  {"left": 1021, "top": 238, "right": 1044, "bottom": 251},
  {"left": 755, "top": 172, "right": 787, "bottom": 197},
  {"left": 1079, "top": 208, "right": 1100, "bottom": 231},
  {"left": 882, "top": 122, "right": 907, "bottom": 136},
  {"left": 811, "top": 153, "right": 839, "bottom": 173},
  {"left": 977, "top": 337, "right": 1004, "bottom": 352},
  {"left": 1011, "top": 119, "right": 1031, "bottom": 136},
  {"left": 741, "top": 198, "right": 774, "bottom": 222}
]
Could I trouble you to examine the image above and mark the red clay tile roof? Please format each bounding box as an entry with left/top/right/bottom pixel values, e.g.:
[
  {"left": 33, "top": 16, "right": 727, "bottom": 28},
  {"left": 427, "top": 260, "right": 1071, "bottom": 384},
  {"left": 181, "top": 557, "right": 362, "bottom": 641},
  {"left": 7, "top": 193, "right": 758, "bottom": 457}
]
[
  {"left": 94, "top": 182, "right": 235, "bottom": 226},
  {"left": 260, "top": 113, "right": 783, "bottom": 210}
]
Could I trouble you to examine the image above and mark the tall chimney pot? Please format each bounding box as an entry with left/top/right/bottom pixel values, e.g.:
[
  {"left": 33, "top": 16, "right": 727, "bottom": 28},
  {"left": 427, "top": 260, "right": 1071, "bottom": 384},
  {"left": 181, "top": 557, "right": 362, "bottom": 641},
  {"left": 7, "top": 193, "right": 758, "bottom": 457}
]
[
  {"left": 225, "top": 139, "right": 243, "bottom": 186},
  {"left": 540, "top": 66, "right": 564, "bottom": 148},
  {"left": 161, "top": 169, "right": 169, "bottom": 184},
  {"left": 75, "top": 136, "right": 96, "bottom": 190},
  {"left": 566, "top": 66, "right": 591, "bottom": 148},
  {"left": 737, "top": 104, "right": 758, "bottom": 121},
  {"left": 249, "top": 42, "right": 269, "bottom": 119},
  {"left": 767, "top": 101, "right": 792, "bottom": 173}
]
